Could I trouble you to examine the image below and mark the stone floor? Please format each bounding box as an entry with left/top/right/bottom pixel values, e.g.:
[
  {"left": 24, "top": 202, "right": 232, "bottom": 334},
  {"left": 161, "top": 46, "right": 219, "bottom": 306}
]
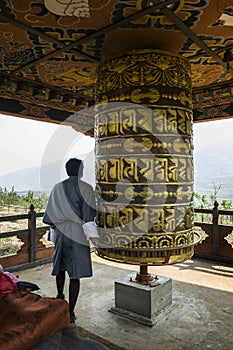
[{"left": 19, "top": 254, "right": 233, "bottom": 350}]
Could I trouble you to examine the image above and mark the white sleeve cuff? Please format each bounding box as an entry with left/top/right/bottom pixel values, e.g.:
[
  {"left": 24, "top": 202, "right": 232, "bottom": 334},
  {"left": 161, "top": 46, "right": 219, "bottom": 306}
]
[{"left": 82, "top": 221, "right": 99, "bottom": 240}]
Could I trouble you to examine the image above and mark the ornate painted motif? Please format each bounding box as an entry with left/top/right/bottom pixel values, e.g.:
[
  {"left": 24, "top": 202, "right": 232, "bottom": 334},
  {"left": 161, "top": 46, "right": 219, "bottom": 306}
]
[
  {"left": 28, "top": 28, "right": 104, "bottom": 61},
  {"left": 180, "top": 35, "right": 233, "bottom": 86},
  {"left": 0, "top": 26, "right": 104, "bottom": 89},
  {"left": 96, "top": 49, "right": 192, "bottom": 107},
  {"left": 4, "top": 0, "right": 111, "bottom": 26},
  {"left": 0, "top": 96, "right": 66, "bottom": 121},
  {"left": 0, "top": 1, "right": 232, "bottom": 129},
  {"left": 192, "top": 82, "right": 233, "bottom": 113},
  {"left": 210, "top": 3, "right": 233, "bottom": 27},
  {"left": 27, "top": 28, "right": 104, "bottom": 88},
  {"left": 181, "top": 36, "right": 233, "bottom": 64},
  {"left": 44, "top": 0, "right": 91, "bottom": 18},
  {"left": 0, "top": 74, "right": 87, "bottom": 106},
  {"left": 95, "top": 49, "right": 195, "bottom": 265},
  {"left": 38, "top": 61, "right": 96, "bottom": 88},
  {"left": 0, "top": 1, "right": 106, "bottom": 91},
  {"left": 194, "top": 104, "right": 232, "bottom": 121},
  {"left": 111, "top": 0, "right": 209, "bottom": 30}
]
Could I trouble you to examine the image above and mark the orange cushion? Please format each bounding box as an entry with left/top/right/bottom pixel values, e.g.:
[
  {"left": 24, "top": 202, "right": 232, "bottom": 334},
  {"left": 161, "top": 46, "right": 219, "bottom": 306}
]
[{"left": 0, "top": 287, "right": 70, "bottom": 350}]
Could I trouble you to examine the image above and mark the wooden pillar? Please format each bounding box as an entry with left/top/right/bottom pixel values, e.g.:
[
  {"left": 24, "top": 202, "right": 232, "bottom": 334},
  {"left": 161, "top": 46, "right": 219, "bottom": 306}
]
[
  {"left": 28, "top": 204, "right": 36, "bottom": 263},
  {"left": 212, "top": 201, "right": 219, "bottom": 259}
]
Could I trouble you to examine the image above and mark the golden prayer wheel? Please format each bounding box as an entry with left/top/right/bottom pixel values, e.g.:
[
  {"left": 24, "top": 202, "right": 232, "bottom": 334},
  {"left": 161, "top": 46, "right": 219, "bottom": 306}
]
[{"left": 94, "top": 49, "right": 201, "bottom": 266}]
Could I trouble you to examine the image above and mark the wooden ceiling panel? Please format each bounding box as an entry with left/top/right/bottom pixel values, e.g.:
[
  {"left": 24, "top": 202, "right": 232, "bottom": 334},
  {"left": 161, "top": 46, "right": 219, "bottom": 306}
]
[{"left": 0, "top": 0, "right": 232, "bottom": 131}]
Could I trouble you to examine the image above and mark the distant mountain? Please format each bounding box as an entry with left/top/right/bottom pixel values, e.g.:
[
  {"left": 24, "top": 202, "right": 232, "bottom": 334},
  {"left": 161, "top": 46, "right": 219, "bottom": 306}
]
[
  {"left": 1, "top": 144, "right": 233, "bottom": 202},
  {"left": 0, "top": 153, "right": 95, "bottom": 193},
  {"left": 194, "top": 144, "right": 233, "bottom": 202},
  {"left": 0, "top": 167, "right": 41, "bottom": 193}
]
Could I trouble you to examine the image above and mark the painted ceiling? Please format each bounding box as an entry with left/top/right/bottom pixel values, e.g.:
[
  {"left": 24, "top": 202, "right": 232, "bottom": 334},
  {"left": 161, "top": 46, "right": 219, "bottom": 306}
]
[{"left": 0, "top": 0, "right": 233, "bottom": 134}]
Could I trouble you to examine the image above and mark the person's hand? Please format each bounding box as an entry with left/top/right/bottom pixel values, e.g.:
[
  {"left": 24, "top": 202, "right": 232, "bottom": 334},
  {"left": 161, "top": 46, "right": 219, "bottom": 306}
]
[{"left": 90, "top": 237, "right": 99, "bottom": 247}]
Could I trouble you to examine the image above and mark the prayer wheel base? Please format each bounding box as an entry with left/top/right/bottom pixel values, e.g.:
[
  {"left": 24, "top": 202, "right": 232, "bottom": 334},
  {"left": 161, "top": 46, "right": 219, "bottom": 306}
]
[
  {"left": 110, "top": 273, "right": 172, "bottom": 326},
  {"left": 95, "top": 231, "right": 202, "bottom": 266}
]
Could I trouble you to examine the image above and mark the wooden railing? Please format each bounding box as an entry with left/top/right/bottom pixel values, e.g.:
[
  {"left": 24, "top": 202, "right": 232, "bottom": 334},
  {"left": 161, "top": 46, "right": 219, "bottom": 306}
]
[
  {"left": 0, "top": 204, "right": 53, "bottom": 271},
  {"left": 0, "top": 202, "right": 233, "bottom": 271},
  {"left": 194, "top": 201, "right": 233, "bottom": 264}
]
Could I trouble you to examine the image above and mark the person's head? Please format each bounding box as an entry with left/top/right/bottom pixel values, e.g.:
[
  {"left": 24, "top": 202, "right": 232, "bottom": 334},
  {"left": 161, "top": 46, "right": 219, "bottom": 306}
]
[{"left": 65, "top": 158, "right": 83, "bottom": 177}]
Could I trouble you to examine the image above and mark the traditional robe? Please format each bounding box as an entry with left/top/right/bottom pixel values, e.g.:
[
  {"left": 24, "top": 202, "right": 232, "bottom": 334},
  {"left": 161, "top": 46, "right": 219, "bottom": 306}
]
[{"left": 43, "top": 176, "right": 98, "bottom": 279}]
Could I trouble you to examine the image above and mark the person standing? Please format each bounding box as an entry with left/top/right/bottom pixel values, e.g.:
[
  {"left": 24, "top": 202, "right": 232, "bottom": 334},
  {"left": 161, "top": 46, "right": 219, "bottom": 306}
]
[{"left": 43, "top": 158, "right": 99, "bottom": 323}]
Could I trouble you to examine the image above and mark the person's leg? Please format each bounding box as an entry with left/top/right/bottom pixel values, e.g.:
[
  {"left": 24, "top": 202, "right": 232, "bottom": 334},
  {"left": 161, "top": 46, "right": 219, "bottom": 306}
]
[
  {"left": 69, "top": 278, "right": 80, "bottom": 323},
  {"left": 56, "top": 270, "right": 65, "bottom": 299}
]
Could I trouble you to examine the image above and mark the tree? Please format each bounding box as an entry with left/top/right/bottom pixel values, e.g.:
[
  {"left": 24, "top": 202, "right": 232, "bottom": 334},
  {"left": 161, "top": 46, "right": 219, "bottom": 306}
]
[
  {"left": 22, "top": 190, "right": 36, "bottom": 209},
  {"left": 194, "top": 193, "right": 208, "bottom": 208},
  {"left": 220, "top": 199, "right": 232, "bottom": 210}
]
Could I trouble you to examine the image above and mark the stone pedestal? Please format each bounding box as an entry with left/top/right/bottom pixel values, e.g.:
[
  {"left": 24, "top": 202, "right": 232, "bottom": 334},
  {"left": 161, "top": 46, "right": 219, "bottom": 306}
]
[{"left": 110, "top": 272, "right": 172, "bottom": 326}]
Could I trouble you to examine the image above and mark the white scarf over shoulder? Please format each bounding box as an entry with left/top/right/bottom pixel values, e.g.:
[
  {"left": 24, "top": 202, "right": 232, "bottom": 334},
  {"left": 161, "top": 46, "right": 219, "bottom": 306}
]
[{"left": 44, "top": 181, "right": 99, "bottom": 245}]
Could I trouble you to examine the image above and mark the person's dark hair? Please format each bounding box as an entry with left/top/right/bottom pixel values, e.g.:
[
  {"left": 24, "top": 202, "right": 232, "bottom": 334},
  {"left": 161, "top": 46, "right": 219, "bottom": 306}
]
[{"left": 66, "top": 158, "right": 83, "bottom": 177}]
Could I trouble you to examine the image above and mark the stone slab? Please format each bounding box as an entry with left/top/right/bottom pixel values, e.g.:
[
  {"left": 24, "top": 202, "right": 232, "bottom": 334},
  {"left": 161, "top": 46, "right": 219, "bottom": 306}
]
[{"left": 110, "top": 272, "right": 172, "bottom": 326}]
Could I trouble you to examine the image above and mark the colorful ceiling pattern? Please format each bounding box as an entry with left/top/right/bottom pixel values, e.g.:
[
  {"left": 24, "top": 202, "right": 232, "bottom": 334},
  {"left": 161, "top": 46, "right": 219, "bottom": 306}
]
[{"left": 0, "top": 0, "right": 233, "bottom": 129}]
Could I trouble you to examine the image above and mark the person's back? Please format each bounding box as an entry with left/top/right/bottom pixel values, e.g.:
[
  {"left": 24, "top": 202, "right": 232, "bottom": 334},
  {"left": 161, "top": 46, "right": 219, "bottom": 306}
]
[{"left": 43, "top": 158, "right": 99, "bottom": 323}]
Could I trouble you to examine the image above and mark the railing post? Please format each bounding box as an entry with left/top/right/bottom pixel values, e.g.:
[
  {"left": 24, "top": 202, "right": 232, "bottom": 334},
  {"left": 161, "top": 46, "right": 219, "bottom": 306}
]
[
  {"left": 28, "top": 204, "right": 36, "bottom": 263},
  {"left": 212, "top": 201, "right": 219, "bottom": 258}
]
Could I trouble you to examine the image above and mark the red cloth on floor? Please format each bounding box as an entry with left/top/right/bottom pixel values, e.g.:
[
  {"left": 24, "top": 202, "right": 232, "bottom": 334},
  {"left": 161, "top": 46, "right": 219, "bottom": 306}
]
[
  {"left": 0, "top": 272, "right": 17, "bottom": 299},
  {"left": 0, "top": 287, "right": 70, "bottom": 350}
]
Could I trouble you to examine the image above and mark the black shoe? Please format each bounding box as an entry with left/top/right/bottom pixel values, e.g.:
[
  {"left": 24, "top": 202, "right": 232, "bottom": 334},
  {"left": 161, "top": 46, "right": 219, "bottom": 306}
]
[
  {"left": 56, "top": 293, "right": 65, "bottom": 300},
  {"left": 70, "top": 312, "right": 77, "bottom": 324}
]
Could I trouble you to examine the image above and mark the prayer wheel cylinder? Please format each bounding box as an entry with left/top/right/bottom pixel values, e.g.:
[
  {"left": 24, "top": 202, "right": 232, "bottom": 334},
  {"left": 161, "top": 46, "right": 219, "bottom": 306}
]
[{"left": 95, "top": 49, "right": 195, "bottom": 265}]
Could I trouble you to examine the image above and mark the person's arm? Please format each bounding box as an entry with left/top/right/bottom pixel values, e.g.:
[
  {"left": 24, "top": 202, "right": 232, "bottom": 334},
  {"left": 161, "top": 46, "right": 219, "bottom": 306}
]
[
  {"left": 43, "top": 211, "right": 54, "bottom": 227},
  {"left": 81, "top": 184, "right": 99, "bottom": 246},
  {"left": 43, "top": 188, "right": 55, "bottom": 226},
  {"left": 82, "top": 221, "right": 99, "bottom": 246}
]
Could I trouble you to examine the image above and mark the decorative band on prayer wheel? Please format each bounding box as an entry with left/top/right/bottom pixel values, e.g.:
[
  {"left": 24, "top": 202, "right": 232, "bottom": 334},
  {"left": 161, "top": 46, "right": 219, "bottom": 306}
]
[{"left": 94, "top": 49, "right": 199, "bottom": 265}]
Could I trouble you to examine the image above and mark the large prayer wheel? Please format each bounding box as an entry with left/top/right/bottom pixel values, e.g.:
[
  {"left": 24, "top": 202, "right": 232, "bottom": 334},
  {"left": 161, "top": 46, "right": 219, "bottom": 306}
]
[{"left": 94, "top": 49, "right": 200, "bottom": 265}]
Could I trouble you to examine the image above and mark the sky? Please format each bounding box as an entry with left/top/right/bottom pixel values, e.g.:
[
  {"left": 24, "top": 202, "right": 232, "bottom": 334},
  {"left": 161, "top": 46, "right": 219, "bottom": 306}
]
[
  {"left": 193, "top": 118, "right": 233, "bottom": 149},
  {"left": 0, "top": 113, "right": 95, "bottom": 177},
  {"left": 1, "top": 112, "right": 233, "bottom": 178}
]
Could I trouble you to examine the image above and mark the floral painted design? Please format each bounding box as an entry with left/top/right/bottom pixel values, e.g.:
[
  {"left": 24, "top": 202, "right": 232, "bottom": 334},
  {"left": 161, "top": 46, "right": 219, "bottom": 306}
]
[{"left": 111, "top": 0, "right": 209, "bottom": 30}]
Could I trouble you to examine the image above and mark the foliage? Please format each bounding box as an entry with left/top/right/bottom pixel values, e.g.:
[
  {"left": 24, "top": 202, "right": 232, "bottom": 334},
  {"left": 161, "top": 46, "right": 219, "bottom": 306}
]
[
  {"left": 194, "top": 190, "right": 233, "bottom": 224},
  {"left": 194, "top": 192, "right": 233, "bottom": 210},
  {"left": 194, "top": 193, "right": 208, "bottom": 208},
  {"left": 1, "top": 185, "right": 233, "bottom": 215},
  {"left": 0, "top": 186, "right": 48, "bottom": 212}
]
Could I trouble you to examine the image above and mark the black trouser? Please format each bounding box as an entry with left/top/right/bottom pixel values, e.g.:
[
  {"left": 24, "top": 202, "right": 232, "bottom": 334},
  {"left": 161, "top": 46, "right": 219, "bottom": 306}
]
[{"left": 56, "top": 270, "right": 80, "bottom": 317}]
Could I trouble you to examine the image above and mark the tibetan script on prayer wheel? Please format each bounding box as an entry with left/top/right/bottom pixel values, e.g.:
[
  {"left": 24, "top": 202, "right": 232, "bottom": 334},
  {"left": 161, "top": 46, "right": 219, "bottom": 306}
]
[{"left": 94, "top": 49, "right": 200, "bottom": 265}]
